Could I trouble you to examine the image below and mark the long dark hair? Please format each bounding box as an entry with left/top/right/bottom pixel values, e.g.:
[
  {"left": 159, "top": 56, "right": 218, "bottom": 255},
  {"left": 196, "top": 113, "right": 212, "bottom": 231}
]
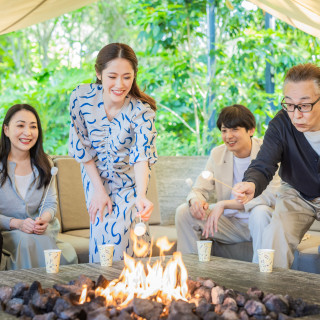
[
  {"left": 0, "top": 104, "right": 51, "bottom": 188},
  {"left": 95, "top": 43, "right": 157, "bottom": 111}
]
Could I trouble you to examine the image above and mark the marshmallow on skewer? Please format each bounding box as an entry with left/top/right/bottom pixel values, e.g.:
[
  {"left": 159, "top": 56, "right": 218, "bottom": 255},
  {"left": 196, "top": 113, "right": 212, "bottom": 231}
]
[
  {"left": 38, "top": 167, "right": 59, "bottom": 218},
  {"left": 51, "top": 167, "right": 58, "bottom": 176},
  {"left": 134, "top": 222, "right": 147, "bottom": 236},
  {"left": 134, "top": 211, "right": 147, "bottom": 237},
  {"left": 201, "top": 170, "right": 233, "bottom": 190},
  {"left": 201, "top": 170, "right": 213, "bottom": 180}
]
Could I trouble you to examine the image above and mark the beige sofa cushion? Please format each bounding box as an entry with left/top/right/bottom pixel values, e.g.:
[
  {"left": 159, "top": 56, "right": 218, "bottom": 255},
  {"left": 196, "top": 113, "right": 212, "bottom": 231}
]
[
  {"left": 53, "top": 157, "right": 90, "bottom": 232},
  {"left": 64, "top": 229, "right": 90, "bottom": 238},
  {"left": 310, "top": 219, "right": 320, "bottom": 232},
  {"left": 57, "top": 233, "right": 89, "bottom": 263},
  {"left": 54, "top": 156, "right": 160, "bottom": 231}
]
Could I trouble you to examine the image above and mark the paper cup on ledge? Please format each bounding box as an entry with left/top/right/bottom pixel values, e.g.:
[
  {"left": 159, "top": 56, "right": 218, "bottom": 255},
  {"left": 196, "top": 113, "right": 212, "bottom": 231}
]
[
  {"left": 98, "top": 244, "right": 114, "bottom": 267},
  {"left": 44, "top": 249, "right": 62, "bottom": 273},
  {"left": 197, "top": 240, "right": 212, "bottom": 262},
  {"left": 258, "top": 249, "right": 275, "bottom": 272}
]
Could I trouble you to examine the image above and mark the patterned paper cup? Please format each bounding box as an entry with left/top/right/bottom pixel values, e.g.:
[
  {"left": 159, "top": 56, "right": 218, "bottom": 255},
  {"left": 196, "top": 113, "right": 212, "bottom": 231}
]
[
  {"left": 258, "top": 249, "right": 275, "bottom": 272},
  {"left": 44, "top": 249, "right": 62, "bottom": 273},
  {"left": 197, "top": 240, "right": 212, "bottom": 262},
  {"left": 98, "top": 244, "right": 115, "bottom": 267}
]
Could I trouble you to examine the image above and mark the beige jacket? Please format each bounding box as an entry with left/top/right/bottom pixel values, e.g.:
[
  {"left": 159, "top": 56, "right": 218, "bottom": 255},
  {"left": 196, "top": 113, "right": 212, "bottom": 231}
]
[{"left": 187, "top": 137, "right": 280, "bottom": 212}]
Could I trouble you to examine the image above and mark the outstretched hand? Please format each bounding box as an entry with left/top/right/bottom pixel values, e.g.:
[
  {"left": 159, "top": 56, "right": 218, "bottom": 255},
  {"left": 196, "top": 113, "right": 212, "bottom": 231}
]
[
  {"left": 232, "top": 182, "right": 255, "bottom": 204},
  {"left": 89, "top": 190, "right": 113, "bottom": 224},
  {"left": 135, "top": 196, "right": 153, "bottom": 222}
]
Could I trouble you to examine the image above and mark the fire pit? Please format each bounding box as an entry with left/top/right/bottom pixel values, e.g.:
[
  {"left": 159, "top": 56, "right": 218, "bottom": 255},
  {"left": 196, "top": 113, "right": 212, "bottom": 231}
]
[{"left": 0, "top": 252, "right": 320, "bottom": 320}]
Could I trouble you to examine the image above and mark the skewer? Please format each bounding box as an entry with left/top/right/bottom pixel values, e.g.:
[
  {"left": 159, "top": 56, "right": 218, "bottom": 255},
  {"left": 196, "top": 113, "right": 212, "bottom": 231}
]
[
  {"left": 201, "top": 170, "right": 233, "bottom": 190},
  {"left": 213, "top": 177, "right": 233, "bottom": 190},
  {"left": 38, "top": 167, "right": 59, "bottom": 218}
]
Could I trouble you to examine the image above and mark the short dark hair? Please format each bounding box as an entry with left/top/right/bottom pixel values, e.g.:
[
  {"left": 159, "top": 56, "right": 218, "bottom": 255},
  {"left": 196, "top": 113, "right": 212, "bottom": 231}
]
[
  {"left": 216, "top": 104, "right": 256, "bottom": 131},
  {"left": 284, "top": 63, "right": 320, "bottom": 92}
]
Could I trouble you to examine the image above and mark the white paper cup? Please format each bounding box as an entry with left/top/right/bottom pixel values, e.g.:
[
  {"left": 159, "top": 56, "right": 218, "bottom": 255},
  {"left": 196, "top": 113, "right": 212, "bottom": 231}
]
[
  {"left": 258, "top": 249, "right": 275, "bottom": 272},
  {"left": 44, "top": 249, "right": 62, "bottom": 273},
  {"left": 98, "top": 244, "right": 114, "bottom": 267},
  {"left": 197, "top": 240, "right": 212, "bottom": 262}
]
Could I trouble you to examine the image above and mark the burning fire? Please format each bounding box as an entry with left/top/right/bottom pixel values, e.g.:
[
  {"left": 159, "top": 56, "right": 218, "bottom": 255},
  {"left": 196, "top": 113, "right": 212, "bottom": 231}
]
[{"left": 79, "top": 236, "right": 189, "bottom": 306}]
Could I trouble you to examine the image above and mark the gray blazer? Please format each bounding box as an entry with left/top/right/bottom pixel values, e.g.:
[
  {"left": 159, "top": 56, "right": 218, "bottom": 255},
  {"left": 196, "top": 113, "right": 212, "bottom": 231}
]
[{"left": 0, "top": 161, "right": 58, "bottom": 233}]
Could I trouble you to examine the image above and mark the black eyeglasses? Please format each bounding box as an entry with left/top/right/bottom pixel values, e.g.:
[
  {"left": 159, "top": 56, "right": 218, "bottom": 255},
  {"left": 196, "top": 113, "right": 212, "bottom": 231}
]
[{"left": 281, "top": 96, "right": 320, "bottom": 113}]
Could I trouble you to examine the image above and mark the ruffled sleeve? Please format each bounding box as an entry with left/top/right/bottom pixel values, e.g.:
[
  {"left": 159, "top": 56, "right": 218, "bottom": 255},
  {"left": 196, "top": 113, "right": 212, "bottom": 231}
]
[
  {"left": 68, "top": 87, "right": 97, "bottom": 163},
  {"left": 129, "top": 101, "right": 157, "bottom": 166}
]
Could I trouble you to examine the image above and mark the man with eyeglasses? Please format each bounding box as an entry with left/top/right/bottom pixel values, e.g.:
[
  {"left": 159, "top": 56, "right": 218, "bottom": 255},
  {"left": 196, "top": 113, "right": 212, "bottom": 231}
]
[{"left": 233, "top": 63, "right": 320, "bottom": 269}]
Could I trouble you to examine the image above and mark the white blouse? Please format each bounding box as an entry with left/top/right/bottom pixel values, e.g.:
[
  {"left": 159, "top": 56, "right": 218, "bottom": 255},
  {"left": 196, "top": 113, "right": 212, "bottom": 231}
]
[{"left": 15, "top": 172, "right": 33, "bottom": 199}]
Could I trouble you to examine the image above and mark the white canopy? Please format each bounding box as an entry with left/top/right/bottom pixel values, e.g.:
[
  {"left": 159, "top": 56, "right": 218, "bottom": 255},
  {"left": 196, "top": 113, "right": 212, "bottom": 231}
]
[
  {"left": 0, "top": 0, "right": 319, "bottom": 37},
  {"left": 0, "top": 0, "right": 97, "bottom": 35},
  {"left": 249, "top": 0, "right": 320, "bottom": 38}
]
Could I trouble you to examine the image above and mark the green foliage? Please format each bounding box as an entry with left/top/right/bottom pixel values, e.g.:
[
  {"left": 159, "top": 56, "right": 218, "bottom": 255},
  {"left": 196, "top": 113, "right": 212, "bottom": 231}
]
[
  {"left": 0, "top": 0, "right": 319, "bottom": 156},
  {"left": 128, "top": 0, "right": 320, "bottom": 155}
]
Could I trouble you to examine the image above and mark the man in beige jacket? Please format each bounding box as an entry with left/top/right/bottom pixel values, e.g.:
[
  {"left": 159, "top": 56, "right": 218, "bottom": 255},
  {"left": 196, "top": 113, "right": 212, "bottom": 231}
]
[{"left": 175, "top": 104, "right": 280, "bottom": 263}]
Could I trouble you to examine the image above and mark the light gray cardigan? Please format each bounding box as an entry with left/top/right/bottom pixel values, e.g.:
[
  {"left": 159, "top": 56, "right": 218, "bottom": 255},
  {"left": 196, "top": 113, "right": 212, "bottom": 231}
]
[{"left": 0, "top": 161, "right": 59, "bottom": 234}]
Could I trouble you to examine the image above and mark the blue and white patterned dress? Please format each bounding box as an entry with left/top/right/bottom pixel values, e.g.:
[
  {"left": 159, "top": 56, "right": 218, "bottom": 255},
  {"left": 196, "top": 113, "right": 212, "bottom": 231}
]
[{"left": 68, "top": 83, "right": 157, "bottom": 262}]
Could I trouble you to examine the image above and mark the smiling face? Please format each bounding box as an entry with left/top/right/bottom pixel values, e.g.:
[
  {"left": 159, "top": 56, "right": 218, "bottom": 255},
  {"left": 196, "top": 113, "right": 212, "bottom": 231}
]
[
  {"left": 284, "top": 80, "right": 320, "bottom": 132},
  {"left": 221, "top": 125, "right": 255, "bottom": 158},
  {"left": 4, "top": 109, "right": 39, "bottom": 156},
  {"left": 96, "top": 58, "right": 135, "bottom": 108}
]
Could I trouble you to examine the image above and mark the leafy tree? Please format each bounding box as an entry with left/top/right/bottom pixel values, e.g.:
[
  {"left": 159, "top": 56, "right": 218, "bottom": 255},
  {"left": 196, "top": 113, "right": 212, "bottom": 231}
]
[
  {"left": 0, "top": 0, "right": 319, "bottom": 156},
  {"left": 126, "top": 0, "right": 320, "bottom": 155},
  {"left": 0, "top": 0, "right": 132, "bottom": 154}
]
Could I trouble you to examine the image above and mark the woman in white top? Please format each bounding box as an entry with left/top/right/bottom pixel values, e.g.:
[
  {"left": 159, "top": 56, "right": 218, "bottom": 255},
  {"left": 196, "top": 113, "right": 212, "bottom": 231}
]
[{"left": 0, "top": 104, "right": 77, "bottom": 270}]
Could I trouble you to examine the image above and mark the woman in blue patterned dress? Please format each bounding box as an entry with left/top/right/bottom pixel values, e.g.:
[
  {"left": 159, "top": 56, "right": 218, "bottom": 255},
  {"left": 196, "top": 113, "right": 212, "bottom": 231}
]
[{"left": 69, "top": 43, "right": 157, "bottom": 262}]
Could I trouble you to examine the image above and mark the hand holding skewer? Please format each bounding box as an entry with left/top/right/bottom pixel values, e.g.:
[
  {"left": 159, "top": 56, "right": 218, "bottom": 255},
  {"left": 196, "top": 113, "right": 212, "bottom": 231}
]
[
  {"left": 232, "top": 181, "right": 255, "bottom": 204},
  {"left": 134, "top": 196, "right": 152, "bottom": 237},
  {"left": 201, "top": 171, "right": 252, "bottom": 204}
]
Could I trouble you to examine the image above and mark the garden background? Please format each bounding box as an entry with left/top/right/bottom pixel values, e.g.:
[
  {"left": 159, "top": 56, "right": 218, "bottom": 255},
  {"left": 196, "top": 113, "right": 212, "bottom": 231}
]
[{"left": 0, "top": 0, "right": 319, "bottom": 155}]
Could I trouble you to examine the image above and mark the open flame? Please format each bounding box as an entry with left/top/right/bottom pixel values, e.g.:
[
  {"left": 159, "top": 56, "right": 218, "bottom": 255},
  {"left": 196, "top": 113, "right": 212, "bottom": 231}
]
[
  {"left": 79, "top": 285, "right": 87, "bottom": 304},
  {"left": 79, "top": 236, "right": 189, "bottom": 306}
]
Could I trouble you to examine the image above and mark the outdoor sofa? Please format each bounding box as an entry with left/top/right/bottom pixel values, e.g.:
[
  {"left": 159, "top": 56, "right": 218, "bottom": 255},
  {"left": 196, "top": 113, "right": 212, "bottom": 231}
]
[
  {"left": 53, "top": 155, "right": 320, "bottom": 273},
  {"left": 53, "top": 156, "right": 177, "bottom": 263}
]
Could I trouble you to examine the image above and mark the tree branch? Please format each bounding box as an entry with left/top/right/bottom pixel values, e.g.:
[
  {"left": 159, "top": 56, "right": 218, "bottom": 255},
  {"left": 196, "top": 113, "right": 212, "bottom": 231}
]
[{"left": 158, "top": 103, "right": 196, "bottom": 134}]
